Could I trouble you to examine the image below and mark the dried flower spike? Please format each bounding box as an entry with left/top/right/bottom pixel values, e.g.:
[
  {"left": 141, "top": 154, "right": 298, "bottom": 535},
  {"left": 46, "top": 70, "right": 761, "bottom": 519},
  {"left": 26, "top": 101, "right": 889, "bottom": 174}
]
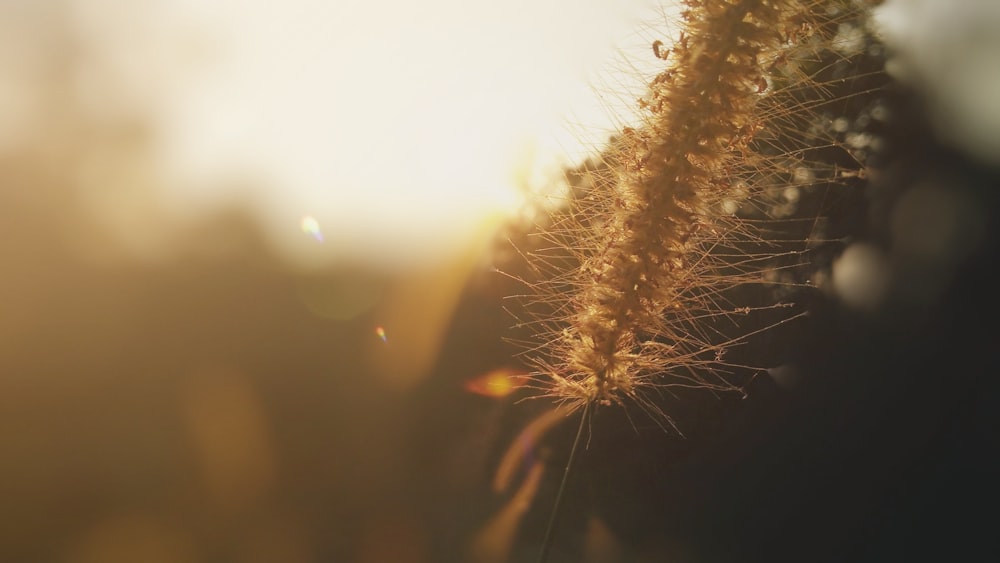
[{"left": 512, "top": 0, "right": 885, "bottom": 427}]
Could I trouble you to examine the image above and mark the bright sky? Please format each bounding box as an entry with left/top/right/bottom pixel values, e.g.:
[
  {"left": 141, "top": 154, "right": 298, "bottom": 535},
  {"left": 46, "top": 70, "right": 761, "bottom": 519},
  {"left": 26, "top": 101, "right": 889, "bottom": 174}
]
[
  {"left": 3, "top": 1, "right": 993, "bottom": 269},
  {"left": 64, "top": 0, "right": 664, "bottom": 268}
]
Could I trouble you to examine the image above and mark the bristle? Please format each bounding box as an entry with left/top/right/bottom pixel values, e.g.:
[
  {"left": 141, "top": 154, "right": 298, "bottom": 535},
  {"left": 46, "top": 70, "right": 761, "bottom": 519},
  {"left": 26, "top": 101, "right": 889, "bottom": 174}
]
[{"left": 509, "top": 0, "right": 887, "bottom": 426}]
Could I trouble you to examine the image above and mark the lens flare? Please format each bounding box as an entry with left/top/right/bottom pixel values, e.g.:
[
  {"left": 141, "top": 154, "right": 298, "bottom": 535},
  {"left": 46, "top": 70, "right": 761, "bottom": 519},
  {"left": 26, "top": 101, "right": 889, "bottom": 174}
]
[
  {"left": 300, "top": 216, "right": 323, "bottom": 242},
  {"left": 375, "top": 326, "right": 387, "bottom": 343},
  {"left": 463, "top": 368, "right": 530, "bottom": 399}
]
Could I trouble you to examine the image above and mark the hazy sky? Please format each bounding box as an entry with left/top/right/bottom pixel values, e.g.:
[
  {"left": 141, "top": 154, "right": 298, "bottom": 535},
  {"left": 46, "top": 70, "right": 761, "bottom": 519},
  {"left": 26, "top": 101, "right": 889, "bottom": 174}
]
[
  {"left": 4, "top": 0, "right": 994, "bottom": 269},
  {"left": 52, "top": 0, "right": 665, "bottom": 268}
]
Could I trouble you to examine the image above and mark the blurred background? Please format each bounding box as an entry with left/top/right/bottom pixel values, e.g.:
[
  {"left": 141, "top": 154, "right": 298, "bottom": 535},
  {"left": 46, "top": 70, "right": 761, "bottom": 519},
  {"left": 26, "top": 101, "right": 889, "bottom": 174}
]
[
  {"left": 0, "top": 1, "right": 659, "bottom": 560},
  {"left": 2, "top": 0, "right": 1000, "bottom": 561}
]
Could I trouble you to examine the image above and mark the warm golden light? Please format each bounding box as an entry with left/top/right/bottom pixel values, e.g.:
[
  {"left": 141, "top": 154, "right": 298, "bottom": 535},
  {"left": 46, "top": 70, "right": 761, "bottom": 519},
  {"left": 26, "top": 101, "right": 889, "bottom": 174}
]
[
  {"left": 60, "top": 0, "right": 661, "bottom": 269},
  {"left": 463, "top": 368, "right": 531, "bottom": 398}
]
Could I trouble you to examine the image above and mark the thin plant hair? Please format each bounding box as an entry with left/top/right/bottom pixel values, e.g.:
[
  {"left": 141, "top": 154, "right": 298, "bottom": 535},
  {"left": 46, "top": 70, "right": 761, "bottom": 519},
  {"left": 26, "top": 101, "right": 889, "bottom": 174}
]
[
  {"left": 503, "top": 0, "right": 885, "bottom": 431},
  {"left": 489, "top": 1, "right": 888, "bottom": 560}
]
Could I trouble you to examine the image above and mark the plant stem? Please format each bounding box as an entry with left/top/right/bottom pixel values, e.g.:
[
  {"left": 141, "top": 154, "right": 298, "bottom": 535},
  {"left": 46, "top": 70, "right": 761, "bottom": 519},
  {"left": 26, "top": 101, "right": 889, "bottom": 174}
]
[{"left": 536, "top": 402, "right": 590, "bottom": 563}]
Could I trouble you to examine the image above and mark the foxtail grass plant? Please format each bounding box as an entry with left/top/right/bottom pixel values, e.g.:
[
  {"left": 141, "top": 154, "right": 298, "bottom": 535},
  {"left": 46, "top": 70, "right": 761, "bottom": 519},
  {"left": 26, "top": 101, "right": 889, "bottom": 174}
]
[
  {"left": 496, "top": 0, "right": 891, "bottom": 560},
  {"left": 507, "top": 0, "right": 887, "bottom": 427}
]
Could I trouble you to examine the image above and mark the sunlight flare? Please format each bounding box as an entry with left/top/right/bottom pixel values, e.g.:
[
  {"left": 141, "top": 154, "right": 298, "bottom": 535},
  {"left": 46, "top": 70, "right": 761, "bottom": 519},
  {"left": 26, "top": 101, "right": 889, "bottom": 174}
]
[{"left": 67, "top": 0, "right": 659, "bottom": 268}]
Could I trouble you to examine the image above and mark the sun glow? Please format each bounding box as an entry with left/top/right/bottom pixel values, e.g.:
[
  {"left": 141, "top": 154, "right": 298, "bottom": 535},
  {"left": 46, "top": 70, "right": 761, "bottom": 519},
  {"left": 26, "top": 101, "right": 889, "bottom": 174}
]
[{"left": 66, "top": 0, "right": 659, "bottom": 268}]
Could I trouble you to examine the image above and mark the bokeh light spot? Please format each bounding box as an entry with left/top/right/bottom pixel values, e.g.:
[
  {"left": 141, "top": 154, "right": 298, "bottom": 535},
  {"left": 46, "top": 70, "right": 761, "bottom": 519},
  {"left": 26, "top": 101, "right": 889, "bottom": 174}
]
[
  {"left": 463, "top": 368, "right": 530, "bottom": 398},
  {"left": 299, "top": 215, "right": 323, "bottom": 242}
]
